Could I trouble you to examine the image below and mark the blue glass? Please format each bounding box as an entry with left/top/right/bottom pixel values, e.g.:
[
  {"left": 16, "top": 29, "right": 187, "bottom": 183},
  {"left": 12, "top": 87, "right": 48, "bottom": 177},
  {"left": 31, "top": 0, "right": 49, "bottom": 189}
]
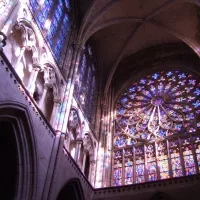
[
  {"left": 29, "top": 0, "right": 39, "bottom": 13},
  {"left": 65, "top": 0, "right": 71, "bottom": 9},
  {"left": 36, "top": 0, "right": 53, "bottom": 29}
]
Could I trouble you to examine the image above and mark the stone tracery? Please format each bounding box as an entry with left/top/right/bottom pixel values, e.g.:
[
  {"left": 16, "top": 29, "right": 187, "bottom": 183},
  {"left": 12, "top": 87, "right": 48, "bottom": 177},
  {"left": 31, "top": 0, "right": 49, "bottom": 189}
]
[{"left": 113, "top": 69, "right": 200, "bottom": 186}]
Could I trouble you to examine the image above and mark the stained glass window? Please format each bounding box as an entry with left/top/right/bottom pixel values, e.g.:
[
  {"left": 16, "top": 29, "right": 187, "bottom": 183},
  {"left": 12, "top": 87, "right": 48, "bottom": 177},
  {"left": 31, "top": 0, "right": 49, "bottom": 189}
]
[
  {"left": 36, "top": 0, "right": 53, "bottom": 29},
  {"left": 135, "top": 147, "right": 145, "bottom": 183},
  {"left": 124, "top": 149, "right": 133, "bottom": 185},
  {"left": 157, "top": 142, "right": 169, "bottom": 179},
  {"left": 46, "top": 0, "right": 65, "bottom": 45},
  {"left": 65, "top": 0, "right": 71, "bottom": 9},
  {"left": 29, "top": 0, "right": 39, "bottom": 13},
  {"left": 146, "top": 144, "right": 157, "bottom": 181},
  {"left": 74, "top": 45, "right": 97, "bottom": 123},
  {"left": 182, "top": 138, "right": 196, "bottom": 175},
  {"left": 29, "top": 0, "right": 71, "bottom": 60},
  {"left": 113, "top": 69, "right": 200, "bottom": 186},
  {"left": 194, "top": 136, "right": 200, "bottom": 171},
  {"left": 114, "top": 150, "right": 123, "bottom": 186},
  {"left": 169, "top": 140, "right": 182, "bottom": 177},
  {"left": 52, "top": 13, "right": 69, "bottom": 59}
]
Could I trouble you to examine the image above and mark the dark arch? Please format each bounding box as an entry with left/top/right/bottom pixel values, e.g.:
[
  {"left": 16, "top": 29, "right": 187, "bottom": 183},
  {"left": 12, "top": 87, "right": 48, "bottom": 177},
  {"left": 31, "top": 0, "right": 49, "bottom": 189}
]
[
  {"left": 57, "top": 179, "right": 85, "bottom": 200},
  {"left": 0, "top": 121, "right": 18, "bottom": 200},
  {"left": 0, "top": 103, "right": 37, "bottom": 200}
]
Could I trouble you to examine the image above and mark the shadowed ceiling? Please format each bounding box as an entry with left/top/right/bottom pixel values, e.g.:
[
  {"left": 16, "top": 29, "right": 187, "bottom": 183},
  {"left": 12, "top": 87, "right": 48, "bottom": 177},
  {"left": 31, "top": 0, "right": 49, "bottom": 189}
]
[{"left": 79, "top": 0, "right": 200, "bottom": 96}]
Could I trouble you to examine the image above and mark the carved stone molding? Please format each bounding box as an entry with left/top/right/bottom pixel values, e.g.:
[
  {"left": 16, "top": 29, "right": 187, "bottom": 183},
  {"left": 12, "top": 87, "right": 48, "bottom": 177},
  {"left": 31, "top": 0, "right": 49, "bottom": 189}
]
[{"left": 0, "top": 31, "right": 7, "bottom": 49}]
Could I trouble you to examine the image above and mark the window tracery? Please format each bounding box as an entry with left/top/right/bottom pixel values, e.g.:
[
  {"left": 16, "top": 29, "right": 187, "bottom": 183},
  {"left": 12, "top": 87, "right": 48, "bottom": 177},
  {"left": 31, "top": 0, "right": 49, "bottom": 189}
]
[{"left": 113, "top": 69, "right": 200, "bottom": 186}]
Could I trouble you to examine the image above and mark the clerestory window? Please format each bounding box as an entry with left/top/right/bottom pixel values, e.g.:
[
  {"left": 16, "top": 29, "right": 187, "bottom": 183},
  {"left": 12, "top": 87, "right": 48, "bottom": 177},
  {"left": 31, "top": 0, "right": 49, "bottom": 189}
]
[{"left": 29, "top": 0, "right": 71, "bottom": 61}]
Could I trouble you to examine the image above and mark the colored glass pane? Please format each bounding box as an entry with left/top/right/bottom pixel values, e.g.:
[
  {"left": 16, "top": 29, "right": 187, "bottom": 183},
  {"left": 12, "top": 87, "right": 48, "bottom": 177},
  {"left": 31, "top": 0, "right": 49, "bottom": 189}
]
[
  {"left": 124, "top": 149, "right": 133, "bottom": 185},
  {"left": 114, "top": 151, "right": 123, "bottom": 186},
  {"left": 146, "top": 144, "right": 157, "bottom": 181},
  {"left": 29, "top": 0, "right": 38, "bottom": 13},
  {"left": 115, "top": 70, "right": 200, "bottom": 145},
  {"left": 46, "top": 0, "right": 65, "bottom": 43},
  {"left": 169, "top": 140, "right": 182, "bottom": 177},
  {"left": 135, "top": 147, "right": 145, "bottom": 183},
  {"left": 181, "top": 138, "right": 196, "bottom": 175},
  {"left": 74, "top": 45, "right": 97, "bottom": 123},
  {"left": 157, "top": 142, "right": 169, "bottom": 179},
  {"left": 112, "top": 69, "right": 200, "bottom": 186},
  {"left": 65, "top": 0, "right": 71, "bottom": 9},
  {"left": 52, "top": 13, "right": 69, "bottom": 59},
  {"left": 193, "top": 136, "right": 200, "bottom": 171},
  {"left": 36, "top": 0, "right": 53, "bottom": 29}
]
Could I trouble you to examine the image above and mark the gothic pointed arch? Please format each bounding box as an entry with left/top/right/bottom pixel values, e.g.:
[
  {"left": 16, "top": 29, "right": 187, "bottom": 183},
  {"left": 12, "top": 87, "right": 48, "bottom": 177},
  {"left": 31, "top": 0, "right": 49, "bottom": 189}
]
[
  {"left": 56, "top": 178, "right": 85, "bottom": 200},
  {"left": 0, "top": 102, "right": 37, "bottom": 200}
]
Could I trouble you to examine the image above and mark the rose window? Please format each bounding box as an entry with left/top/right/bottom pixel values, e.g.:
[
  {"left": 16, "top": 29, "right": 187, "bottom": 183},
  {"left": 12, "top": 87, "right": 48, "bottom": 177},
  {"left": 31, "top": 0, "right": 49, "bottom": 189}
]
[{"left": 113, "top": 70, "right": 200, "bottom": 186}]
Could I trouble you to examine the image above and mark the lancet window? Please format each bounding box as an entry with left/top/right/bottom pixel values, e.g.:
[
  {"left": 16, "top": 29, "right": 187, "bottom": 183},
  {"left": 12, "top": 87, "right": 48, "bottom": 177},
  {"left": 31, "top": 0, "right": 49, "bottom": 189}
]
[
  {"left": 74, "top": 45, "right": 97, "bottom": 123},
  {"left": 113, "top": 69, "right": 200, "bottom": 186},
  {"left": 29, "top": 0, "right": 71, "bottom": 60}
]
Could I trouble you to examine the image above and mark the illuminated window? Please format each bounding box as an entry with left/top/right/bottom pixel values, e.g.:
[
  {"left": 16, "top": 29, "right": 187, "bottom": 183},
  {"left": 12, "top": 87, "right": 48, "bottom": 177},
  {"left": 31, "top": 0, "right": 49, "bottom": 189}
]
[
  {"left": 114, "top": 150, "right": 123, "bottom": 186},
  {"left": 29, "top": 0, "right": 39, "bottom": 13},
  {"left": 74, "top": 45, "right": 97, "bottom": 123},
  {"left": 36, "top": 0, "right": 53, "bottom": 29},
  {"left": 113, "top": 70, "right": 200, "bottom": 186},
  {"left": 29, "top": 0, "right": 71, "bottom": 60}
]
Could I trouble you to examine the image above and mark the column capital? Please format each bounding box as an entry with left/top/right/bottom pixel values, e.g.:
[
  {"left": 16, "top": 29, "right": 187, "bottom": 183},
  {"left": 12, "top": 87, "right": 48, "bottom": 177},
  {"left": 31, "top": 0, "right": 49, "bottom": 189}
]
[
  {"left": 53, "top": 98, "right": 61, "bottom": 104},
  {"left": 32, "top": 63, "right": 42, "bottom": 71},
  {"left": 76, "top": 139, "right": 83, "bottom": 144}
]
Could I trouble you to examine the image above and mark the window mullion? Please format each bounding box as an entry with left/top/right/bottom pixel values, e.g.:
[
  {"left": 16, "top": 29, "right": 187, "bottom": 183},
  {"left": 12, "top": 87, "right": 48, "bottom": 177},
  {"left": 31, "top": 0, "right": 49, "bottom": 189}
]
[
  {"left": 179, "top": 137, "right": 186, "bottom": 176},
  {"left": 155, "top": 142, "right": 160, "bottom": 180},
  {"left": 133, "top": 147, "right": 136, "bottom": 184},
  {"left": 122, "top": 149, "right": 125, "bottom": 185},
  {"left": 167, "top": 140, "right": 173, "bottom": 178},
  {"left": 191, "top": 135, "right": 199, "bottom": 173}
]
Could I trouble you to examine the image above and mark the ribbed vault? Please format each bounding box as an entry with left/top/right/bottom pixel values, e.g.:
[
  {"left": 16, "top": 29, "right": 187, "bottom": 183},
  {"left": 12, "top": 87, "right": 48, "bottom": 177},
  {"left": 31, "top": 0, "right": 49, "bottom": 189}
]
[{"left": 78, "top": 0, "right": 200, "bottom": 95}]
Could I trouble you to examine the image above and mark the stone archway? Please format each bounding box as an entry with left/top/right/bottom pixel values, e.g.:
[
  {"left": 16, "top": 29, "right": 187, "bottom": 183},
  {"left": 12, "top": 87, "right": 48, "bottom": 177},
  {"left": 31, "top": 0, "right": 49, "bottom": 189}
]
[
  {"left": 56, "top": 179, "right": 85, "bottom": 200},
  {"left": 0, "top": 105, "right": 37, "bottom": 200}
]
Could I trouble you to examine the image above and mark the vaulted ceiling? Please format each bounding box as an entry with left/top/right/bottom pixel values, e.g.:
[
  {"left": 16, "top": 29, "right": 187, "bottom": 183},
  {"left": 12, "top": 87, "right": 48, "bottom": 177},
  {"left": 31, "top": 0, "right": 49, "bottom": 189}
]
[{"left": 78, "top": 0, "right": 200, "bottom": 96}]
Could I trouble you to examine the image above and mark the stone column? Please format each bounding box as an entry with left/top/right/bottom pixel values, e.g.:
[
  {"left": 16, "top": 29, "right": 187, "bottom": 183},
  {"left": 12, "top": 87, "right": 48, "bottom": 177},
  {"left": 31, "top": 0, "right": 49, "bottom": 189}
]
[
  {"left": 15, "top": 46, "right": 26, "bottom": 71},
  {"left": 1, "top": 1, "right": 20, "bottom": 34},
  {"left": 38, "top": 83, "right": 49, "bottom": 109},
  {"left": 56, "top": 44, "right": 83, "bottom": 133},
  {"left": 50, "top": 99, "right": 61, "bottom": 129},
  {"left": 64, "top": 132, "right": 70, "bottom": 150},
  {"left": 27, "top": 66, "right": 40, "bottom": 95},
  {"left": 81, "top": 150, "right": 87, "bottom": 173},
  {"left": 42, "top": 131, "right": 66, "bottom": 200},
  {"left": 74, "top": 139, "right": 83, "bottom": 166},
  {"left": 89, "top": 159, "right": 96, "bottom": 186}
]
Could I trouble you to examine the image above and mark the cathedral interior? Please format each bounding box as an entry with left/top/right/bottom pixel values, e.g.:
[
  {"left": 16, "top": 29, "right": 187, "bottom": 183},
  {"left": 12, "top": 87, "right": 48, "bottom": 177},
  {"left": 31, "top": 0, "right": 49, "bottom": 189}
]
[{"left": 1, "top": 0, "right": 200, "bottom": 200}]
